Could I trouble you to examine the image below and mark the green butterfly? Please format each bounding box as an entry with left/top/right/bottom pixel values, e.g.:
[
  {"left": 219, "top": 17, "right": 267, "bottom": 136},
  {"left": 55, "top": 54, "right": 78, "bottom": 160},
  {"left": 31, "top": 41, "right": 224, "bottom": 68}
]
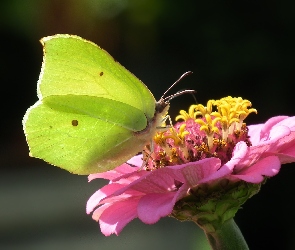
[{"left": 23, "top": 34, "right": 192, "bottom": 175}]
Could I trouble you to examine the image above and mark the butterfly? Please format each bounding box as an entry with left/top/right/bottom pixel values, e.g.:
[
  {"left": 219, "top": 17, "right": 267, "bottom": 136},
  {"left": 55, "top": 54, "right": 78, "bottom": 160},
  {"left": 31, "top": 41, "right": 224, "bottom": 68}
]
[{"left": 23, "top": 34, "right": 193, "bottom": 174}]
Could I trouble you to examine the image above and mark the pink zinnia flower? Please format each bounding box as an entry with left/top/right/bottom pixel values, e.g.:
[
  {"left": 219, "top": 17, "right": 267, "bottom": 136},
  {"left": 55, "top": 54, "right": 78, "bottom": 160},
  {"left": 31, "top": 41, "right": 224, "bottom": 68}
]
[{"left": 87, "top": 96, "right": 295, "bottom": 236}]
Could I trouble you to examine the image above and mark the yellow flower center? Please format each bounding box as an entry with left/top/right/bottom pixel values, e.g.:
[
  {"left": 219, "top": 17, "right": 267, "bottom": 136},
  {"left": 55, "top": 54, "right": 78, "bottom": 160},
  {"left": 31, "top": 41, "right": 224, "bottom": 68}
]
[
  {"left": 176, "top": 96, "right": 257, "bottom": 149},
  {"left": 146, "top": 96, "right": 256, "bottom": 170}
]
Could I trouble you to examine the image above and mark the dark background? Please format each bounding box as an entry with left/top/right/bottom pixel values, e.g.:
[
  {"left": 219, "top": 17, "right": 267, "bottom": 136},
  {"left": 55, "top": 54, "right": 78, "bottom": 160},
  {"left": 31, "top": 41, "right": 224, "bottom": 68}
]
[{"left": 1, "top": 1, "right": 295, "bottom": 249}]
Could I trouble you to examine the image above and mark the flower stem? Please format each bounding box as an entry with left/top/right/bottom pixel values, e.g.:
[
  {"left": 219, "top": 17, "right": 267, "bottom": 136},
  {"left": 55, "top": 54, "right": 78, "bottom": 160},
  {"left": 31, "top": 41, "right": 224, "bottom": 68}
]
[{"left": 205, "top": 219, "right": 249, "bottom": 250}]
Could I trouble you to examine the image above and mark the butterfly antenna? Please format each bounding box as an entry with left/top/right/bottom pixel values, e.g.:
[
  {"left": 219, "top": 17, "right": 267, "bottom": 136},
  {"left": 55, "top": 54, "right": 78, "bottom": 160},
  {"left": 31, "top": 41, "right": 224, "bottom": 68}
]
[
  {"left": 163, "top": 89, "right": 195, "bottom": 102},
  {"left": 160, "top": 71, "right": 194, "bottom": 101}
]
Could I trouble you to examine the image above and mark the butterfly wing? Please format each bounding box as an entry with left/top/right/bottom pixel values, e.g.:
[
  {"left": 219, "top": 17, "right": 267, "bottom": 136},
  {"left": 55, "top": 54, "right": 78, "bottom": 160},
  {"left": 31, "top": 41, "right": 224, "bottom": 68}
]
[
  {"left": 23, "top": 35, "right": 159, "bottom": 174},
  {"left": 24, "top": 95, "right": 151, "bottom": 174},
  {"left": 38, "top": 34, "right": 156, "bottom": 120}
]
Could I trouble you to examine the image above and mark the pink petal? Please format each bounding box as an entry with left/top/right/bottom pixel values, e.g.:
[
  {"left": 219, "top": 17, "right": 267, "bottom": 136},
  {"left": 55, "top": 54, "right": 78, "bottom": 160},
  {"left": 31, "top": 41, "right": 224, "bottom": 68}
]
[
  {"left": 268, "top": 125, "right": 291, "bottom": 142},
  {"left": 199, "top": 142, "right": 249, "bottom": 183},
  {"left": 88, "top": 163, "right": 139, "bottom": 182},
  {"left": 111, "top": 169, "right": 148, "bottom": 184},
  {"left": 248, "top": 123, "right": 265, "bottom": 146},
  {"left": 137, "top": 184, "right": 191, "bottom": 224},
  {"left": 243, "top": 126, "right": 295, "bottom": 167},
  {"left": 92, "top": 203, "right": 112, "bottom": 221},
  {"left": 272, "top": 131, "right": 295, "bottom": 156},
  {"left": 243, "top": 133, "right": 289, "bottom": 167},
  {"left": 276, "top": 147, "right": 295, "bottom": 163},
  {"left": 260, "top": 116, "right": 289, "bottom": 138},
  {"left": 248, "top": 116, "right": 289, "bottom": 146},
  {"left": 276, "top": 116, "right": 295, "bottom": 131},
  {"left": 170, "top": 158, "right": 221, "bottom": 187},
  {"left": 233, "top": 155, "right": 281, "bottom": 183},
  {"left": 100, "top": 190, "right": 145, "bottom": 205},
  {"left": 127, "top": 154, "right": 143, "bottom": 166},
  {"left": 113, "top": 168, "right": 177, "bottom": 196},
  {"left": 98, "top": 197, "right": 140, "bottom": 236},
  {"left": 86, "top": 183, "right": 126, "bottom": 214},
  {"left": 138, "top": 192, "right": 177, "bottom": 224}
]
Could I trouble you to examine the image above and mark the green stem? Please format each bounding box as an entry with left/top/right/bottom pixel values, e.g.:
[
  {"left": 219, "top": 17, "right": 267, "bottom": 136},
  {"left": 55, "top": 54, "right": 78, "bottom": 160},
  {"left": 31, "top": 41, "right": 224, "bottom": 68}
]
[{"left": 205, "top": 219, "right": 249, "bottom": 250}]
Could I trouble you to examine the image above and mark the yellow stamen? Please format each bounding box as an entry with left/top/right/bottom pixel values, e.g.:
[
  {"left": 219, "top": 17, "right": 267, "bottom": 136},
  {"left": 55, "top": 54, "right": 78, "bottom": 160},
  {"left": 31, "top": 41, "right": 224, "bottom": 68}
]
[
  {"left": 175, "top": 105, "right": 200, "bottom": 121},
  {"left": 175, "top": 110, "right": 191, "bottom": 121},
  {"left": 154, "top": 124, "right": 189, "bottom": 160},
  {"left": 175, "top": 96, "right": 257, "bottom": 146},
  {"left": 195, "top": 114, "right": 220, "bottom": 149},
  {"left": 193, "top": 100, "right": 215, "bottom": 117}
]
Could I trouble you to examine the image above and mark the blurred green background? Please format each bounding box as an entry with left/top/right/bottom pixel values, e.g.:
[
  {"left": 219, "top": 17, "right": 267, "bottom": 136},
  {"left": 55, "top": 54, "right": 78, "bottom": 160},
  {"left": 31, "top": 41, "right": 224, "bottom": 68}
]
[{"left": 1, "top": 0, "right": 295, "bottom": 249}]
